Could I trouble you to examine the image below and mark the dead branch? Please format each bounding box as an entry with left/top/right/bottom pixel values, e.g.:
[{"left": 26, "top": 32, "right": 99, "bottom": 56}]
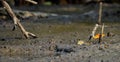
[
  {"left": 1, "top": 0, "right": 37, "bottom": 39},
  {"left": 1, "top": 0, "right": 17, "bottom": 25},
  {"left": 25, "top": 0, "right": 38, "bottom": 4}
]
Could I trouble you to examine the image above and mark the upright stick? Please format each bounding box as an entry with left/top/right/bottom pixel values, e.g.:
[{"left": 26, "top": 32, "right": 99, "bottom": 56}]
[
  {"left": 98, "top": 1, "right": 103, "bottom": 43},
  {"left": 89, "top": 1, "right": 104, "bottom": 41},
  {"left": 98, "top": 1, "right": 103, "bottom": 24},
  {"left": 99, "top": 23, "right": 104, "bottom": 43}
]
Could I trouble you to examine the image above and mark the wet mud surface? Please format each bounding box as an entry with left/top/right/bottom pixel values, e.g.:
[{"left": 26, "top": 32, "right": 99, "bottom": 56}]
[{"left": 0, "top": 4, "right": 120, "bottom": 62}]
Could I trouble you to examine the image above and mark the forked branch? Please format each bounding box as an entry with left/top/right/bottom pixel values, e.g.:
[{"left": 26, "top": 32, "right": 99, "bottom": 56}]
[{"left": 1, "top": 0, "right": 37, "bottom": 39}]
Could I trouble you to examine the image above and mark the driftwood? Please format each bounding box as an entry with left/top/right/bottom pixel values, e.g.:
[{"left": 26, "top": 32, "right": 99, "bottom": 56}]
[
  {"left": 1, "top": 0, "right": 37, "bottom": 39},
  {"left": 0, "top": 8, "right": 48, "bottom": 19},
  {"left": 25, "top": 0, "right": 38, "bottom": 4}
]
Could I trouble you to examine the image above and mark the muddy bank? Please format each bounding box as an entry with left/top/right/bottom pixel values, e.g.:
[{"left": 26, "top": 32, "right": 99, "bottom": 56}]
[
  {"left": 0, "top": 22, "right": 120, "bottom": 62},
  {"left": 0, "top": 4, "right": 120, "bottom": 62}
]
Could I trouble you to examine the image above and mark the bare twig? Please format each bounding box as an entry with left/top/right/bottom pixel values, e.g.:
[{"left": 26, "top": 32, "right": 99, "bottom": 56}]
[
  {"left": 25, "top": 0, "right": 38, "bottom": 4},
  {"left": 101, "top": 23, "right": 104, "bottom": 35},
  {"left": 99, "top": 23, "right": 104, "bottom": 43},
  {"left": 1, "top": 0, "right": 37, "bottom": 39},
  {"left": 89, "top": 24, "right": 99, "bottom": 40},
  {"left": 92, "top": 24, "right": 99, "bottom": 37}
]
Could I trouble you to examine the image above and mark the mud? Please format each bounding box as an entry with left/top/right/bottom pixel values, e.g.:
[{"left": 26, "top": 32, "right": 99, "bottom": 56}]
[{"left": 0, "top": 4, "right": 120, "bottom": 62}]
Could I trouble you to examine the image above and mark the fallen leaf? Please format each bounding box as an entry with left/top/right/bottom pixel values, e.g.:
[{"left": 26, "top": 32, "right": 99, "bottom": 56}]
[
  {"left": 93, "top": 33, "right": 105, "bottom": 39},
  {"left": 77, "top": 40, "right": 84, "bottom": 45}
]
